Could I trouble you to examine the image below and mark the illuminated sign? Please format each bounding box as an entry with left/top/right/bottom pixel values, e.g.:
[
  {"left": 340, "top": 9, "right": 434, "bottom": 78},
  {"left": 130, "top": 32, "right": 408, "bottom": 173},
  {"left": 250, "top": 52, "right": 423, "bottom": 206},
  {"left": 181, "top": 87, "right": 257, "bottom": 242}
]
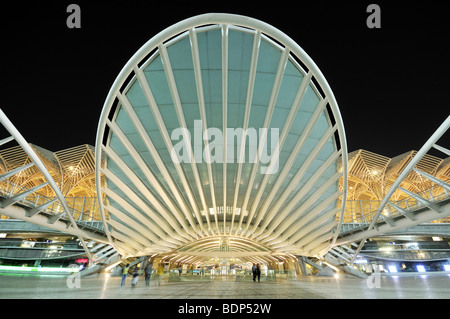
[{"left": 75, "top": 258, "right": 89, "bottom": 263}]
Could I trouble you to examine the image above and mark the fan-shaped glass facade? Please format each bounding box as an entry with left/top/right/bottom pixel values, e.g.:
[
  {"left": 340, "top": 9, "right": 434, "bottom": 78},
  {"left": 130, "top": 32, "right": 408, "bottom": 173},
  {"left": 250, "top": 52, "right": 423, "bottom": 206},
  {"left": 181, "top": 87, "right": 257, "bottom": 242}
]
[{"left": 95, "top": 14, "right": 348, "bottom": 261}]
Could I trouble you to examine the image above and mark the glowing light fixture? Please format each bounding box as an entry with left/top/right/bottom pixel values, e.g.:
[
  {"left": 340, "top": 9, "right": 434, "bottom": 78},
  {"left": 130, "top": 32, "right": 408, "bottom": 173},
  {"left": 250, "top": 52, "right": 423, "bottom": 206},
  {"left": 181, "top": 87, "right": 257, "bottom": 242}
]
[
  {"left": 0, "top": 265, "right": 80, "bottom": 273},
  {"left": 388, "top": 265, "right": 397, "bottom": 273},
  {"left": 416, "top": 265, "right": 426, "bottom": 273}
]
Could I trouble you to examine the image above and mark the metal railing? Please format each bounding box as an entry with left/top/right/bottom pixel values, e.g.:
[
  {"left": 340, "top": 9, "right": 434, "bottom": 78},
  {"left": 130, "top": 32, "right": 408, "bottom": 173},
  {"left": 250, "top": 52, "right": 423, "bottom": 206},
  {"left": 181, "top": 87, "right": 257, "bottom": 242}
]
[
  {"left": 2, "top": 178, "right": 449, "bottom": 236},
  {"left": 0, "top": 178, "right": 105, "bottom": 231},
  {"left": 338, "top": 180, "right": 450, "bottom": 235},
  {"left": 1, "top": 160, "right": 449, "bottom": 237}
]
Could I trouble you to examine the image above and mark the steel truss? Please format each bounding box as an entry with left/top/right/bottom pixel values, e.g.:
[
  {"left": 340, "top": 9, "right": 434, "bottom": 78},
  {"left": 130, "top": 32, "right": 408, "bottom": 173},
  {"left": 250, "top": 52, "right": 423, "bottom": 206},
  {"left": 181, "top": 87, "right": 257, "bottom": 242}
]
[
  {"left": 0, "top": 109, "right": 96, "bottom": 263},
  {"left": 338, "top": 116, "right": 450, "bottom": 263}
]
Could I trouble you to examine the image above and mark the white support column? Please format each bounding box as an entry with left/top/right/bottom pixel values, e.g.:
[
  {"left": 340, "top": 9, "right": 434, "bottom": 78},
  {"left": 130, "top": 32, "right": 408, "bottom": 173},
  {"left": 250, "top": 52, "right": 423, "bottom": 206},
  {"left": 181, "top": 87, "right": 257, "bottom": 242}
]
[
  {"left": 251, "top": 99, "right": 329, "bottom": 239},
  {"left": 244, "top": 71, "right": 313, "bottom": 237},
  {"left": 236, "top": 47, "right": 289, "bottom": 235},
  {"left": 221, "top": 24, "right": 229, "bottom": 235},
  {"left": 160, "top": 43, "right": 220, "bottom": 234},
  {"left": 433, "top": 144, "right": 450, "bottom": 156},
  {"left": 133, "top": 65, "right": 214, "bottom": 236},
  {"left": 117, "top": 91, "right": 203, "bottom": 237},
  {"left": 229, "top": 30, "right": 261, "bottom": 236},
  {"left": 189, "top": 28, "right": 212, "bottom": 236}
]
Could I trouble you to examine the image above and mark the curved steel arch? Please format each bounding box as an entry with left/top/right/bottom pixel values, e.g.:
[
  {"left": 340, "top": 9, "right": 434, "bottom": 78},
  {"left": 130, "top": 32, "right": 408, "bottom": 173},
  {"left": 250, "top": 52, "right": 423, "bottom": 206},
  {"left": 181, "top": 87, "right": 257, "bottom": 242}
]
[
  {"left": 0, "top": 109, "right": 94, "bottom": 263},
  {"left": 95, "top": 13, "right": 348, "bottom": 258}
]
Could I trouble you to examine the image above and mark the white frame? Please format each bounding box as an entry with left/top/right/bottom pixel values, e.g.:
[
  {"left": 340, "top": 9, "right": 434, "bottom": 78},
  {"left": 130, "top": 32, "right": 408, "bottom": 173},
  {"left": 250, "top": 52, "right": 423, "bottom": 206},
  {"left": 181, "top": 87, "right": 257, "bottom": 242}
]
[{"left": 95, "top": 13, "right": 349, "bottom": 258}]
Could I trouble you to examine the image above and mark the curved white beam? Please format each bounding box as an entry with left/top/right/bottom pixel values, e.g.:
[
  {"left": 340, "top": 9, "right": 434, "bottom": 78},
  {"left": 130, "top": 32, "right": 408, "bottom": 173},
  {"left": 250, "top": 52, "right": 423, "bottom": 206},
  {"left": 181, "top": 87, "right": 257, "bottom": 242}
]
[{"left": 0, "top": 109, "right": 94, "bottom": 262}]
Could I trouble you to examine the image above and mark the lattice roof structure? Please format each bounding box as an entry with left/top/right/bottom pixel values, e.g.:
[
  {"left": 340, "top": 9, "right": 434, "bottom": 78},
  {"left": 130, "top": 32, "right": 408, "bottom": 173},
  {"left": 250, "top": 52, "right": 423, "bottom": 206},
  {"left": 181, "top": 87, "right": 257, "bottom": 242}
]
[
  {"left": 0, "top": 144, "right": 99, "bottom": 198},
  {"left": 344, "top": 149, "right": 450, "bottom": 201},
  {"left": 3, "top": 145, "right": 447, "bottom": 203}
]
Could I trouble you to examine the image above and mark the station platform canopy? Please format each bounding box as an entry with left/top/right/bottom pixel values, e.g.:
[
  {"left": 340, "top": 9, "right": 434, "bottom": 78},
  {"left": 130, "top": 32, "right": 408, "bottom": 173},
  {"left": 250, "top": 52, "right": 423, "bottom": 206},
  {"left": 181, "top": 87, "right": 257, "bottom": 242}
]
[{"left": 94, "top": 13, "right": 348, "bottom": 263}]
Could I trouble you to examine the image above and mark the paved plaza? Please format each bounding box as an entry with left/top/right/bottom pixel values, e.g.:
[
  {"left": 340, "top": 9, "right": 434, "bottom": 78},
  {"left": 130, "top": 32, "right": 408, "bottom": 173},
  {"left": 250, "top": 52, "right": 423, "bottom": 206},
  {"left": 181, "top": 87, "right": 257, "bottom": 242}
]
[{"left": 0, "top": 273, "right": 449, "bottom": 299}]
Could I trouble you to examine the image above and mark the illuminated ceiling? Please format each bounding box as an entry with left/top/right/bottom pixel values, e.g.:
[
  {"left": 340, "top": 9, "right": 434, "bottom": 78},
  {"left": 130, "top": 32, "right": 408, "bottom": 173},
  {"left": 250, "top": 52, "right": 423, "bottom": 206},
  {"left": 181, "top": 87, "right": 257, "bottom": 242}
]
[
  {"left": 345, "top": 149, "right": 450, "bottom": 201},
  {"left": 0, "top": 144, "right": 98, "bottom": 198}
]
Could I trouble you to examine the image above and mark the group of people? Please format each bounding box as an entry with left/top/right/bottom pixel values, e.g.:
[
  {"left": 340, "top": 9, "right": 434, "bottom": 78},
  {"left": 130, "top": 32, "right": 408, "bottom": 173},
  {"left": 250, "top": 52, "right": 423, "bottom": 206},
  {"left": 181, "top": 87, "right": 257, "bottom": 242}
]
[
  {"left": 120, "top": 262, "right": 164, "bottom": 288},
  {"left": 120, "top": 262, "right": 262, "bottom": 286}
]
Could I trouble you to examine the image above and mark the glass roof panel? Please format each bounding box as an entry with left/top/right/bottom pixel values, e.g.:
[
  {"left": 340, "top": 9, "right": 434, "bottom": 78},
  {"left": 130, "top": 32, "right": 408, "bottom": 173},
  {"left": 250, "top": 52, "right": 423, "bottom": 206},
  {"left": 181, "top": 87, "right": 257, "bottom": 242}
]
[{"left": 96, "top": 14, "right": 347, "bottom": 258}]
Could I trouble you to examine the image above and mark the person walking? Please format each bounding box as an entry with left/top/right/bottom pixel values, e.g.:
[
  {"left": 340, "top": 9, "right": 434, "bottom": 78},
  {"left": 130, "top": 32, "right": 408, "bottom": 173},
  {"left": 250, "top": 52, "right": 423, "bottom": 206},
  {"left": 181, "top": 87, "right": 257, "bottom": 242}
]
[
  {"left": 255, "top": 263, "right": 261, "bottom": 282},
  {"left": 120, "top": 265, "right": 129, "bottom": 288},
  {"left": 252, "top": 263, "right": 257, "bottom": 282},
  {"left": 145, "top": 263, "right": 153, "bottom": 286},
  {"left": 155, "top": 263, "right": 164, "bottom": 286},
  {"left": 131, "top": 266, "right": 140, "bottom": 287}
]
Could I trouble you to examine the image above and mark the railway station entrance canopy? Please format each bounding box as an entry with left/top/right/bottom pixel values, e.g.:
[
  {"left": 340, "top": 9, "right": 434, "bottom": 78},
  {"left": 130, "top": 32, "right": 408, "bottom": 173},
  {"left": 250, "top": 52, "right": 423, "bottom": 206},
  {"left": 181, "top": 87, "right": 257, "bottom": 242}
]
[{"left": 95, "top": 13, "right": 348, "bottom": 263}]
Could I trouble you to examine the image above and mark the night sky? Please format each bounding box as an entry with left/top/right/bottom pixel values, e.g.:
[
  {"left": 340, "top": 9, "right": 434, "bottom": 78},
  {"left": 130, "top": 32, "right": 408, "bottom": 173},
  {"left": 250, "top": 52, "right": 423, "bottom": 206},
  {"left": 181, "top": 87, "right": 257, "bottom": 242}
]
[{"left": 1, "top": 1, "right": 448, "bottom": 158}]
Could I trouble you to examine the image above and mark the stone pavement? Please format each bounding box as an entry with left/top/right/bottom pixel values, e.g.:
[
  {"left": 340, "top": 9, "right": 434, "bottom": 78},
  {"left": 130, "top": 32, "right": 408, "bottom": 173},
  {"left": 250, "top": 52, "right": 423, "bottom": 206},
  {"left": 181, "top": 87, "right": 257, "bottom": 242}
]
[{"left": 0, "top": 272, "right": 449, "bottom": 299}]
